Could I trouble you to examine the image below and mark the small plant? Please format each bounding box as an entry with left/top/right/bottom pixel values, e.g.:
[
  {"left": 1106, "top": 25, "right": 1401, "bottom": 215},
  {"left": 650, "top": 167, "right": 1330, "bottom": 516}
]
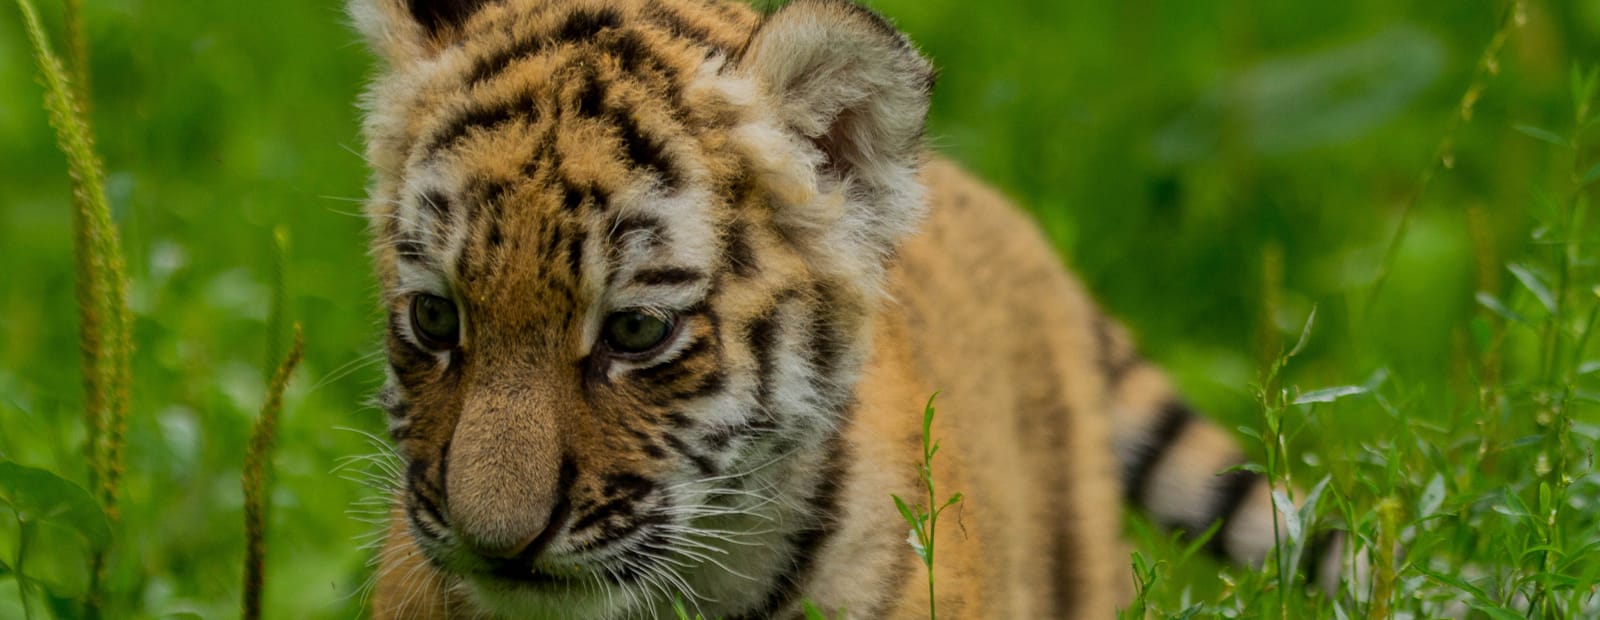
[
  {"left": 891, "top": 394, "right": 963, "bottom": 620},
  {"left": 1120, "top": 551, "right": 1161, "bottom": 620},
  {"left": 243, "top": 231, "right": 302, "bottom": 620},
  {"left": 242, "top": 324, "right": 305, "bottom": 620},
  {"left": 14, "top": 0, "right": 130, "bottom": 614},
  {"left": 14, "top": 0, "right": 132, "bottom": 516}
]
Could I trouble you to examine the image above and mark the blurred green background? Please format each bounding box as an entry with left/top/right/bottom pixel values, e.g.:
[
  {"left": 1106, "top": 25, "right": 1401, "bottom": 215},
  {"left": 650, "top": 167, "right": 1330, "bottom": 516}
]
[{"left": 0, "top": 0, "right": 1595, "bottom": 617}]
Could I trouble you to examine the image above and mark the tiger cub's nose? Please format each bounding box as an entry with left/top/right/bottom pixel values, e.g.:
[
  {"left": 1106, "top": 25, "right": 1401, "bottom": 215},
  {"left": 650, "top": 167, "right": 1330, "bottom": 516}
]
[
  {"left": 464, "top": 523, "right": 541, "bottom": 560},
  {"left": 445, "top": 397, "right": 565, "bottom": 561}
]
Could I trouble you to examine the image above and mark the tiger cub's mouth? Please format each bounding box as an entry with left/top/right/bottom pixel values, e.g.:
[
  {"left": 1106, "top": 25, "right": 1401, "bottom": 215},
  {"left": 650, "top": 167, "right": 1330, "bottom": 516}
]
[
  {"left": 484, "top": 560, "right": 588, "bottom": 589},
  {"left": 414, "top": 496, "right": 675, "bottom": 597}
]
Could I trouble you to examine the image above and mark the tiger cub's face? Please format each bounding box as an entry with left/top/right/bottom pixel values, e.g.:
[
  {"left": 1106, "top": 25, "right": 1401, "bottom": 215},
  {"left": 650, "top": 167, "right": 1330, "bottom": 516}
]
[{"left": 352, "top": 0, "right": 931, "bottom": 613}]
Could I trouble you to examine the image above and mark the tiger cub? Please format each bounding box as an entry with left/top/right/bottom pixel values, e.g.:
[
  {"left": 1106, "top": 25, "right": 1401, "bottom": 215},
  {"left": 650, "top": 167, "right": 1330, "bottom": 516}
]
[{"left": 351, "top": 0, "right": 1334, "bottom": 617}]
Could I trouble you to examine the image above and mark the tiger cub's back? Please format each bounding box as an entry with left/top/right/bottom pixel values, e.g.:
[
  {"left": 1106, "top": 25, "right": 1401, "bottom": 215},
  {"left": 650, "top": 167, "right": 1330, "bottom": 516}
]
[{"left": 858, "top": 158, "right": 1131, "bottom": 617}]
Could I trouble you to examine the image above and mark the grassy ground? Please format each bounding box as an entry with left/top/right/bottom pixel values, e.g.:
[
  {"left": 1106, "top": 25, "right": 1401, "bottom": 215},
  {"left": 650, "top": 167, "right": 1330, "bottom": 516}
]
[{"left": 1, "top": 0, "right": 1597, "bottom": 618}]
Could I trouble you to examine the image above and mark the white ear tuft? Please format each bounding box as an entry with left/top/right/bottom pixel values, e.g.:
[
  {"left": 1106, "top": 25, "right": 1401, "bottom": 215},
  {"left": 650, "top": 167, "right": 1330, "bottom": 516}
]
[{"left": 740, "top": 0, "right": 935, "bottom": 272}]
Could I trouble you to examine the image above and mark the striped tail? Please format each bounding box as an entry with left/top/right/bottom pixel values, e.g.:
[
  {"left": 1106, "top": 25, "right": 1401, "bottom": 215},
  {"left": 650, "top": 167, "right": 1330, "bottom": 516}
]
[{"left": 1094, "top": 315, "right": 1342, "bottom": 591}]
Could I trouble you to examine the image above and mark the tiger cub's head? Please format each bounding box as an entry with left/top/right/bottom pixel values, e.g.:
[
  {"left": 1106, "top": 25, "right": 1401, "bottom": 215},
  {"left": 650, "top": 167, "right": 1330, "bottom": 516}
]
[{"left": 352, "top": 0, "right": 931, "bottom": 613}]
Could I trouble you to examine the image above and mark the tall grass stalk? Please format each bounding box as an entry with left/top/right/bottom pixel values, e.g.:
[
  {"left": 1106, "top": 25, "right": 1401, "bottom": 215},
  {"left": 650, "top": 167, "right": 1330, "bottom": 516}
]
[
  {"left": 1466, "top": 205, "right": 1508, "bottom": 472},
  {"left": 1365, "top": 0, "right": 1526, "bottom": 312},
  {"left": 14, "top": 0, "right": 131, "bottom": 518},
  {"left": 243, "top": 324, "right": 305, "bottom": 620},
  {"left": 16, "top": 1, "right": 130, "bottom": 615}
]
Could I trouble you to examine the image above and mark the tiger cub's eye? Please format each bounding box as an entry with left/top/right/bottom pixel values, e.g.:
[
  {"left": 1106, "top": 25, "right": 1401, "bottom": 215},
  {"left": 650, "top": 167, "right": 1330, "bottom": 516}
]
[
  {"left": 602, "top": 310, "right": 674, "bottom": 355},
  {"left": 410, "top": 294, "right": 460, "bottom": 350}
]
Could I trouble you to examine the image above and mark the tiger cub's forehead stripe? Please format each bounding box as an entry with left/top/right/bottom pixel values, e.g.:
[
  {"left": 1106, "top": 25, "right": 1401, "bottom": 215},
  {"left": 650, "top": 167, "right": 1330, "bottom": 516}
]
[
  {"left": 419, "top": 91, "right": 543, "bottom": 161},
  {"left": 464, "top": 8, "right": 705, "bottom": 94},
  {"left": 463, "top": 7, "right": 626, "bottom": 85},
  {"left": 421, "top": 60, "right": 695, "bottom": 200},
  {"left": 590, "top": 84, "right": 685, "bottom": 189},
  {"left": 421, "top": 20, "right": 700, "bottom": 166}
]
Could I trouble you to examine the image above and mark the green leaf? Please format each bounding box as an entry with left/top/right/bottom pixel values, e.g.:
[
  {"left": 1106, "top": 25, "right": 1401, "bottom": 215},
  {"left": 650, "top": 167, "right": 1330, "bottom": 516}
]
[
  {"left": 0, "top": 461, "right": 110, "bottom": 549},
  {"left": 1560, "top": 540, "right": 1600, "bottom": 571},
  {"left": 1272, "top": 491, "right": 1301, "bottom": 544},
  {"left": 906, "top": 527, "right": 929, "bottom": 564},
  {"left": 1222, "top": 460, "right": 1267, "bottom": 475},
  {"left": 1415, "top": 564, "right": 1490, "bottom": 602},
  {"left": 1513, "top": 124, "right": 1567, "bottom": 146},
  {"left": 1128, "top": 550, "right": 1154, "bottom": 578},
  {"left": 16, "top": 520, "right": 94, "bottom": 598},
  {"left": 800, "top": 601, "right": 830, "bottom": 620},
  {"left": 1476, "top": 291, "right": 1527, "bottom": 324},
  {"left": 1508, "top": 263, "right": 1557, "bottom": 314},
  {"left": 891, "top": 494, "right": 918, "bottom": 529},
  {"left": 1179, "top": 519, "right": 1225, "bottom": 563},
  {"left": 1519, "top": 571, "right": 1582, "bottom": 590},
  {"left": 1497, "top": 488, "right": 1533, "bottom": 522},
  {"left": 1417, "top": 474, "right": 1445, "bottom": 519},
  {"left": 1572, "top": 65, "right": 1600, "bottom": 119},
  {"left": 1287, "top": 305, "right": 1317, "bottom": 358},
  {"left": 1517, "top": 545, "right": 1565, "bottom": 565},
  {"left": 1469, "top": 604, "right": 1528, "bottom": 620},
  {"left": 1293, "top": 385, "right": 1367, "bottom": 405},
  {"left": 1582, "top": 161, "right": 1600, "bottom": 186},
  {"left": 1286, "top": 478, "right": 1330, "bottom": 573},
  {"left": 671, "top": 596, "right": 694, "bottom": 620}
]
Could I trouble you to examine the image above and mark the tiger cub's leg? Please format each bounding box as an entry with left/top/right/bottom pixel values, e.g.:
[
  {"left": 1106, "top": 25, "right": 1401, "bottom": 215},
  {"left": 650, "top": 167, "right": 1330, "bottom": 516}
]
[{"left": 1096, "top": 316, "right": 1342, "bottom": 591}]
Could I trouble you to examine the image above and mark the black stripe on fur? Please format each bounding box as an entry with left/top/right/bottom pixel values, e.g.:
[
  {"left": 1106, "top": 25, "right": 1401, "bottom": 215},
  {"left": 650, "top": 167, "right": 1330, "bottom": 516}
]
[{"left": 1123, "top": 400, "right": 1194, "bottom": 504}]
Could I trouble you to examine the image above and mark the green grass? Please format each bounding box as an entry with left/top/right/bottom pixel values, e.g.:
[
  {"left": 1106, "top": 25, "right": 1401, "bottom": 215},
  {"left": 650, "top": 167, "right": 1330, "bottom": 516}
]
[{"left": 1, "top": 0, "right": 1598, "bottom": 618}]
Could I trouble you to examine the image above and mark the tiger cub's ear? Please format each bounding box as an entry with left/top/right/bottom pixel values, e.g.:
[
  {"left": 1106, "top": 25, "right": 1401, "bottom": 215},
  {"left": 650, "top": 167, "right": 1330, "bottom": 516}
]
[
  {"left": 740, "top": 0, "right": 936, "bottom": 269},
  {"left": 349, "top": 0, "right": 496, "bottom": 63}
]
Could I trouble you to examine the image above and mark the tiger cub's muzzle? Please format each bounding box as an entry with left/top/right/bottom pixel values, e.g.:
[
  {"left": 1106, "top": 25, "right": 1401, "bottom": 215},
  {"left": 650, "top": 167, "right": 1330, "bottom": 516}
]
[{"left": 441, "top": 380, "right": 571, "bottom": 566}]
